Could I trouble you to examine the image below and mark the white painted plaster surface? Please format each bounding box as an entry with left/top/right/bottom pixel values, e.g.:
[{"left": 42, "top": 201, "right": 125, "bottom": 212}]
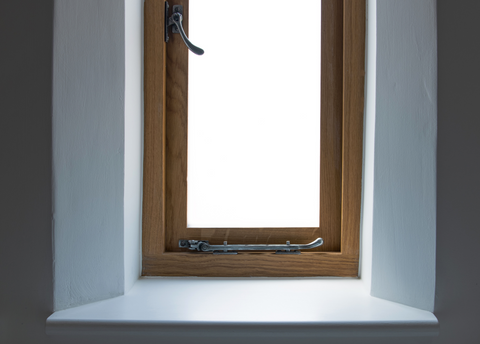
[
  {"left": 52, "top": 0, "right": 126, "bottom": 310},
  {"left": 359, "top": 0, "right": 376, "bottom": 293},
  {"left": 46, "top": 278, "right": 438, "bottom": 337},
  {"left": 124, "top": 0, "right": 143, "bottom": 294},
  {"left": 371, "top": 0, "right": 437, "bottom": 311}
]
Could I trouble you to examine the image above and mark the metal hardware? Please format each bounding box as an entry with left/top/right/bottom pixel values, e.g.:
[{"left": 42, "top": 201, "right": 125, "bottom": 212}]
[
  {"left": 165, "top": 2, "right": 204, "bottom": 55},
  {"left": 178, "top": 238, "right": 323, "bottom": 254}
]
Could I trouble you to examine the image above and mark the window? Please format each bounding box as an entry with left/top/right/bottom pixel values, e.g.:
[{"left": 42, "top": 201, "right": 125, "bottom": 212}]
[{"left": 142, "top": 0, "right": 365, "bottom": 277}]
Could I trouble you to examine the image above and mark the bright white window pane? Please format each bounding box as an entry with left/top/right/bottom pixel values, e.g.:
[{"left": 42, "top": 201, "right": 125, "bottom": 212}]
[{"left": 188, "top": 0, "right": 321, "bottom": 228}]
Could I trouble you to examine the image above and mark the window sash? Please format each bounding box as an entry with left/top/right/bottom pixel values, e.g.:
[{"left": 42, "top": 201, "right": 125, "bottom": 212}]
[{"left": 142, "top": 0, "right": 365, "bottom": 277}]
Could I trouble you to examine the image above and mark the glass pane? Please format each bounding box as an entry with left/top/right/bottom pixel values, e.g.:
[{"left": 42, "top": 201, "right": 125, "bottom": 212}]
[{"left": 188, "top": 0, "right": 321, "bottom": 228}]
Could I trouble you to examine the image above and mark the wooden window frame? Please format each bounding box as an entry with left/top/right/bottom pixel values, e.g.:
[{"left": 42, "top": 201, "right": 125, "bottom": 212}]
[{"left": 142, "top": 0, "right": 365, "bottom": 277}]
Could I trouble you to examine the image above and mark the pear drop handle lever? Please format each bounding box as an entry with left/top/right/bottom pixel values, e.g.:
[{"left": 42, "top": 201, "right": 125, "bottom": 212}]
[{"left": 166, "top": 3, "right": 204, "bottom": 56}]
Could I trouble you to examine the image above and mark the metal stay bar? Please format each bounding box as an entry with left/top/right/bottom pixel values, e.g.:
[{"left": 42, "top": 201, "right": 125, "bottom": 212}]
[{"left": 178, "top": 238, "right": 323, "bottom": 255}]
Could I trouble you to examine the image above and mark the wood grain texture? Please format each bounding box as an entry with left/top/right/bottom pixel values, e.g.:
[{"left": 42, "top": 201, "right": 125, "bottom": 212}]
[
  {"left": 320, "top": 0, "right": 343, "bottom": 252},
  {"left": 142, "top": 0, "right": 365, "bottom": 276},
  {"left": 142, "top": 0, "right": 167, "bottom": 257},
  {"left": 143, "top": 253, "right": 359, "bottom": 277},
  {"left": 165, "top": 0, "right": 190, "bottom": 252},
  {"left": 341, "top": 0, "right": 366, "bottom": 255}
]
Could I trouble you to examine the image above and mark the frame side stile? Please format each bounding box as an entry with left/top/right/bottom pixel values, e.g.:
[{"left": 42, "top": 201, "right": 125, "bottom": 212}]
[
  {"left": 341, "top": 0, "right": 366, "bottom": 259},
  {"left": 143, "top": 0, "right": 167, "bottom": 271}
]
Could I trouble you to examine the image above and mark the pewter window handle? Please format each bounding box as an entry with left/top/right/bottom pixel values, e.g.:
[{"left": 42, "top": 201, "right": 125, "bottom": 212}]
[
  {"left": 165, "top": 3, "right": 204, "bottom": 56},
  {"left": 179, "top": 238, "right": 324, "bottom": 255},
  {"left": 171, "top": 12, "right": 204, "bottom": 55}
]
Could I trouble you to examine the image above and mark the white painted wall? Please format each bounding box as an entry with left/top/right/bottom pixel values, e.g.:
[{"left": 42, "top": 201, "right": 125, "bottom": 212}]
[
  {"left": 2, "top": 0, "right": 480, "bottom": 343},
  {"left": 370, "top": 0, "right": 437, "bottom": 311},
  {"left": 124, "top": 0, "right": 144, "bottom": 294},
  {"left": 51, "top": 0, "right": 144, "bottom": 309},
  {"left": 359, "top": 0, "right": 376, "bottom": 293},
  {"left": 52, "top": 0, "right": 125, "bottom": 310}
]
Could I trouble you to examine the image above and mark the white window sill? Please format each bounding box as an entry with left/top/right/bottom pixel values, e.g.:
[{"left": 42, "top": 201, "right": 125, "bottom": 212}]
[{"left": 46, "top": 277, "right": 438, "bottom": 338}]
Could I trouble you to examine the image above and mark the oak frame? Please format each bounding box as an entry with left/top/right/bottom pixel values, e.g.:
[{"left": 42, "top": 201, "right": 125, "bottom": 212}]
[{"left": 142, "top": 0, "right": 366, "bottom": 277}]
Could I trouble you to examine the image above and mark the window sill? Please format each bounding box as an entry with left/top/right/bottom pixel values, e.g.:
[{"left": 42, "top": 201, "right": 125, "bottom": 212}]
[{"left": 46, "top": 277, "right": 438, "bottom": 338}]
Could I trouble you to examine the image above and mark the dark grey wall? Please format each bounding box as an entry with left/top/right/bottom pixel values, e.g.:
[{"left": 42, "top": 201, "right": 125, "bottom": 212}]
[
  {"left": 0, "top": 0, "right": 54, "bottom": 343},
  {"left": 1, "top": 0, "right": 480, "bottom": 343},
  {"left": 435, "top": 0, "right": 480, "bottom": 342}
]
